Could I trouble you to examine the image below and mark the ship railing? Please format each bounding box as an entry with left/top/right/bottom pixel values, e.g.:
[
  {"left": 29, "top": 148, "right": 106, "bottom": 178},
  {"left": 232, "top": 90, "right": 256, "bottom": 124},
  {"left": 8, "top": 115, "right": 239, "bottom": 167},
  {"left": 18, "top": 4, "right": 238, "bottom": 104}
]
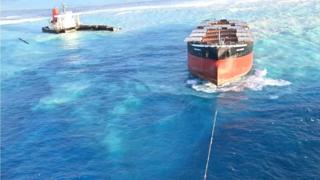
[
  {"left": 191, "top": 43, "right": 248, "bottom": 48},
  {"left": 204, "top": 26, "right": 247, "bottom": 30},
  {"left": 187, "top": 35, "right": 204, "bottom": 39},
  {"left": 205, "top": 24, "right": 232, "bottom": 29},
  {"left": 192, "top": 29, "right": 207, "bottom": 33},
  {"left": 189, "top": 32, "right": 206, "bottom": 37},
  {"left": 206, "top": 31, "right": 237, "bottom": 35},
  {"left": 184, "top": 37, "right": 203, "bottom": 42},
  {"left": 204, "top": 24, "right": 248, "bottom": 29}
]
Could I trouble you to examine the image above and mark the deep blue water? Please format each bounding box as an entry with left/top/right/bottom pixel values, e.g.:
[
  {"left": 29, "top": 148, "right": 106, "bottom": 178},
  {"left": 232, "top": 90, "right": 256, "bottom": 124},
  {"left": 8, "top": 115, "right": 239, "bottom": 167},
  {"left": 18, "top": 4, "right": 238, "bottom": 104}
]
[{"left": 1, "top": 0, "right": 320, "bottom": 179}]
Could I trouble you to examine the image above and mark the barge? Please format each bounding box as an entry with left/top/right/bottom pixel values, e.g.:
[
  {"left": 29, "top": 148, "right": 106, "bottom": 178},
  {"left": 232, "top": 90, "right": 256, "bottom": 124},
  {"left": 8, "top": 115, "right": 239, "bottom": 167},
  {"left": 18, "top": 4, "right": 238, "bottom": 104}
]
[{"left": 185, "top": 19, "right": 254, "bottom": 86}]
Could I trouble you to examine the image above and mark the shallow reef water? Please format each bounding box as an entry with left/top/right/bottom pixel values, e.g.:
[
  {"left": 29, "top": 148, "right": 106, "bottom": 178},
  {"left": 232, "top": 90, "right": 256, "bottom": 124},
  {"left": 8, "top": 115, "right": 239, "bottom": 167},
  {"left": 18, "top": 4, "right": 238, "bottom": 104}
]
[{"left": 1, "top": 0, "right": 320, "bottom": 179}]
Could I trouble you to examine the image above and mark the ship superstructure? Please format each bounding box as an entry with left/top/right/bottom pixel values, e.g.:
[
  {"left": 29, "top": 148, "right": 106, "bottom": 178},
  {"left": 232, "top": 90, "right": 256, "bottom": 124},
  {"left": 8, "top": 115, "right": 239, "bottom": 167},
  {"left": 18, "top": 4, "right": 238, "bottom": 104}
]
[
  {"left": 42, "top": 4, "right": 120, "bottom": 34},
  {"left": 44, "top": 4, "right": 80, "bottom": 33}
]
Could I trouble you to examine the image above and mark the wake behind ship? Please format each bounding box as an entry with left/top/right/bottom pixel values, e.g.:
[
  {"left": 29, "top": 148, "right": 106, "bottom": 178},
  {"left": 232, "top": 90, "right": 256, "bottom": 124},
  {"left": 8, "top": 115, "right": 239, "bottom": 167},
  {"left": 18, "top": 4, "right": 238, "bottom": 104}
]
[{"left": 185, "top": 19, "right": 254, "bottom": 86}]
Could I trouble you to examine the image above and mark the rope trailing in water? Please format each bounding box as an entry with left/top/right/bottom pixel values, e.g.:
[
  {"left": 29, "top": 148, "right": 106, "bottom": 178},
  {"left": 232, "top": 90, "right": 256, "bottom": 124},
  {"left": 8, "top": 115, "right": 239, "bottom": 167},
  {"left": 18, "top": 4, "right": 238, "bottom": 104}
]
[
  {"left": 203, "top": 110, "right": 218, "bottom": 180},
  {"left": 18, "top": 38, "right": 29, "bottom": 44}
]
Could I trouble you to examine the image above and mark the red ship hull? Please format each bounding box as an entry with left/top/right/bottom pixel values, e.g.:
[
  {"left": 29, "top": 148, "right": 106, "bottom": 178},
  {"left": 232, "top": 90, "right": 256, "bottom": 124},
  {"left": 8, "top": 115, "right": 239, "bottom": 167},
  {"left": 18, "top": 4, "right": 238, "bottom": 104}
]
[{"left": 188, "top": 52, "right": 253, "bottom": 86}]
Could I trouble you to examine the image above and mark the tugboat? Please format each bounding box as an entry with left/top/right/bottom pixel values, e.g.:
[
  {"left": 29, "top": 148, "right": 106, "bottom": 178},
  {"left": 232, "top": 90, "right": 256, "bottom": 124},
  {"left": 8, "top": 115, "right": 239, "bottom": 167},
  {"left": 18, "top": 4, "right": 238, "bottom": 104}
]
[
  {"left": 42, "top": 4, "right": 120, "bottom": 34},
  {"left": 185, "top": 19, "right": 254, "bottom": 86}
]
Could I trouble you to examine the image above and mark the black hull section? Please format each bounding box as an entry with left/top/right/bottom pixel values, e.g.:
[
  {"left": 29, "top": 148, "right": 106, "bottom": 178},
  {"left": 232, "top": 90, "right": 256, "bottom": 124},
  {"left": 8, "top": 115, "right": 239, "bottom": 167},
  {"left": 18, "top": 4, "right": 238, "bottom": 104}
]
[{"left": 187, "top": 42, "right": 253, "bottom": 61}]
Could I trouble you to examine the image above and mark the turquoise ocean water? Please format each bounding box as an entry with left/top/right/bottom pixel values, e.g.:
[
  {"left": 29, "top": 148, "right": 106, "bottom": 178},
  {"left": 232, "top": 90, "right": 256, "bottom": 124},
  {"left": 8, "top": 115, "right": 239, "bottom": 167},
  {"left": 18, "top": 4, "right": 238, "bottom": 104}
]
[{"left": 1, "top": 0, "right": 320, "bottom": 179}]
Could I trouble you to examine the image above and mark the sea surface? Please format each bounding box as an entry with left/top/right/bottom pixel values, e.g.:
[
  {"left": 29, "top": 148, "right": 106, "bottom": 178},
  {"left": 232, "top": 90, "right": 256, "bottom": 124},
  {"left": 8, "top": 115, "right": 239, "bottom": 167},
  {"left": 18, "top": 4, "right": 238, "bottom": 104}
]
[{"left": 1, "top": 0, "right": 320, "bottom": 179}]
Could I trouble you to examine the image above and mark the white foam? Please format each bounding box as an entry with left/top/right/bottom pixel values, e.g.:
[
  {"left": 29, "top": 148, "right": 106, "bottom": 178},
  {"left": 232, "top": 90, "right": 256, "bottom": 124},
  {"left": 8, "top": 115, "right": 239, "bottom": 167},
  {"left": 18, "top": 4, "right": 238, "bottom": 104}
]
[
  {"left": 79, "top": 1, "right": 221, "bottom": 15},
  {"left": 190, "top": 69, "right": 291, "bottom": 93},
  {"left": 186, "top": 79, "right": 198, "bottom": 85},
  {"left": 103, "top": 130, "right": 122, "bottom": 153},
  {"left": 0, "top": 17, "right": 48, "bottom": 25},
  {"left": 2, "top": 15, "right": 21, "bottom": 19},
  {"left": 34, "top": 82, "right": 90, "bottom": 109},
  {"left": 269, "top": 95, "right": 279, "bottom": 99}
]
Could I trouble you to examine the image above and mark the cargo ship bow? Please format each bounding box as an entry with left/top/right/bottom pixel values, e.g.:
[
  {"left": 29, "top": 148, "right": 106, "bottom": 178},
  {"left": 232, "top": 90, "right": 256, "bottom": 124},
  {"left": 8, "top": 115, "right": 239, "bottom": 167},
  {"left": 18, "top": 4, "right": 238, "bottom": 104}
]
[{"left": 185, "top": 19, "right": 254, "bottom": 86}]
